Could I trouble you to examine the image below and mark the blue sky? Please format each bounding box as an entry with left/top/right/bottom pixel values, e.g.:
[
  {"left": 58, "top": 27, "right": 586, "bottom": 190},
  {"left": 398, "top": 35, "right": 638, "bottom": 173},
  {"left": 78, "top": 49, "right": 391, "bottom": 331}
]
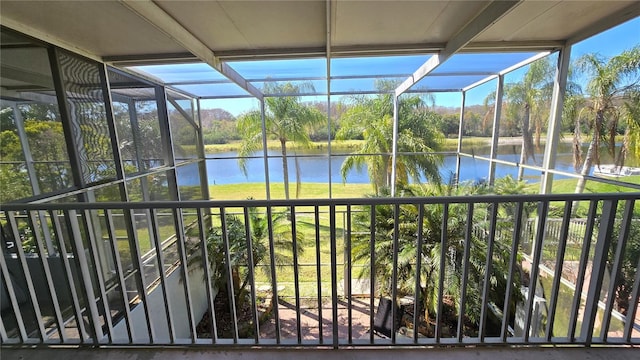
[{"left": 200, "top": 16, "right": 639, "bottom": 115}]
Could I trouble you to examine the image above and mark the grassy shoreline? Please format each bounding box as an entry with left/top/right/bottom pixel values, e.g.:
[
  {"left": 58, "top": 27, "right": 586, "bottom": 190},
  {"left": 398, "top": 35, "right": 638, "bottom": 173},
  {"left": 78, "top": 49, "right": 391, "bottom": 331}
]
[{"left": 198, "top": 134, "right": 593, "bottom": 154}]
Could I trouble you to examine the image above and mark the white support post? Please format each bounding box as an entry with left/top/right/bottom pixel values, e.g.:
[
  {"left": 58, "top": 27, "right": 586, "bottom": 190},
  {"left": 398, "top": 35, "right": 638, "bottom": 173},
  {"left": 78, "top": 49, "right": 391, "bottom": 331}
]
[
  {"left": 541, "top": 46, "right": 571, "bottom": 194},
  {"left": 455, "top": 92, "right": 466, "bottom": 185},
  {"left": 390, "top": 94, "right": 399, "bottom": 196},
  {"left": 260, "top": 100, "right": 271, "bottom": 200},
  {"left": 487, "top": 75, "right": 504, "bottom": 186}
]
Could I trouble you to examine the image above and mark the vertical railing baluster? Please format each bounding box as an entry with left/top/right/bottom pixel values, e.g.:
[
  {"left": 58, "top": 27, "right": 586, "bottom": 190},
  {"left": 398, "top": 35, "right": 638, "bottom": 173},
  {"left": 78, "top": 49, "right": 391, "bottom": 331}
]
[
  {"left": 601, "top": 200, "right": 634, "bottom": 342},
  {"left": 219, "top": 207, "right": 239, "bottom": 343},
  {"left": 346, "top": 205, "right": 352, "bottom": 344},
  {"left": 81, "top": 209, "right": 114, "bottom": 343},
  {"left": 266, "top": 206, "right": 281, "bottom": 343},
  {"left": 391, "top": 204, "right": 400, "bottom": 344},
  {"left": 148, "top": 208, "right": 175, "bottom": 343},
  {"left": 413, "top": 204, "right": 425, "bottom": 344},
  {"left": 568, "top": 200, "right": 598, "bottom": 341},
  {"left": 290, "top": 205, "right": 302, "bottom": 344},
  {"left": 243, "top": 207, "right": 260, "bottom": 344},
  {"left": 197, "top": 208, "right": 218, "bottom": 344},
  {"left": 7, "top": 211, "right": 47, "bottom": 342},
  {"left": 314, "top": 206, "right": 324, "bottom": 344},
  {"left": 435, "top": 203, "right": 449, "bottom": 343},
  {"left": 0, "top": 213, "right": 28, "bottom": 342},
  {"left": 479, "top": 202, "right": 498, "bottom": 342},
  {"left": 26, "top": 211, "right": 65, "bottom": 343},
  {"left": 501, "top": 202, "right": 524, "bottom": 341},
  {"left": 523, "top": 201, "right": 549, "bottom": 342},
  {"left": 546, "top": 201, "right": 573, "bottom": 341},
  {"left": 369, "top": 205, "right": 376, "bottom": 344},
  {"left": 457, "top": 203, "right": 474, "bottom": 342},
  {"left": 624, "top": 256, "right": 640, "bottom": 343},
  {"left": 124, "top": 209, "right": 156, "bottom": 343},
  {"left": 49, "top": 210, "right": 88, "bottom": 342},
  {"left": 0, "top": 316, "right": 9, "bottom": 343},
  {"left": 329, "top": 205, "right": 338, "bottom": 347},
  {"left": 582, "top": 199, "right": 618, "bottom": 345},
  {"left": 65, "top": 210, "right": 103, "bottom": 343},
  {"left": 104, "top": 209, "right": 134, "bottom": 344},
  {"left": 172, "top": 207, "right": 196, "bottom": 343}
]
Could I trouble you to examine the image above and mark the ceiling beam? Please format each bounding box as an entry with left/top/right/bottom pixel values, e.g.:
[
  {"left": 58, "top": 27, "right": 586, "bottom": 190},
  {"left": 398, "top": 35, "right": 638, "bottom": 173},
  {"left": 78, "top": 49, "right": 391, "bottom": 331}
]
[
  {"left": 395, "top": 0, "right": 523, "bottom": 96},
  {"left": 103, "top": 40, "right": 564, "bottom": 65},
  {"left": 118, "top": 0, "right": 263, "bottom": 100},
  {"left": 1, "top": 64, "right": 54, "bottom": 89}
]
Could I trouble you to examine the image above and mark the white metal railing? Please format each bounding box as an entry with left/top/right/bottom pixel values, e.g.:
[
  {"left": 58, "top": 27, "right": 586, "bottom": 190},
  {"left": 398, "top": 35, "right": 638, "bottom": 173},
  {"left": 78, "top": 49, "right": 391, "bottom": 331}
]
[{"left": 0, "top": 193, "right": 638, "bottom": 348}]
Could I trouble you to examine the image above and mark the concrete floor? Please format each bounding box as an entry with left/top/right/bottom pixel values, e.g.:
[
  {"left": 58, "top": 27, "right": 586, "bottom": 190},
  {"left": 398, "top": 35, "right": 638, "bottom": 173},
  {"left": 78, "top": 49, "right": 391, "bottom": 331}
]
[{"left": 2, "top": 347, "right": 638, "bottom": 360}]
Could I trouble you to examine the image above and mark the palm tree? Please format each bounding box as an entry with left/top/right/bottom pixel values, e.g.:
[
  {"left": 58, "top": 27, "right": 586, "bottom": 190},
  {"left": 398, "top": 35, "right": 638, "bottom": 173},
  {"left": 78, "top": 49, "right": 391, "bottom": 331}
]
[
  {"left": 191, "top": 205, "right": 304, "bottom": 305},
  {"left": 621, "top": 90, "right": 640, "bottom": 161},
  {"left": 351, "top": 180, "right": 523, "bottom": 330},
  {"left": 237, "top": 82, "right": 324, "bottom": 199},
  {"left": 572, "top": 46, "right": 640, "bottom": 194},
  {"left": 336, "top": 81, "right": 444, "bottom": 194}
]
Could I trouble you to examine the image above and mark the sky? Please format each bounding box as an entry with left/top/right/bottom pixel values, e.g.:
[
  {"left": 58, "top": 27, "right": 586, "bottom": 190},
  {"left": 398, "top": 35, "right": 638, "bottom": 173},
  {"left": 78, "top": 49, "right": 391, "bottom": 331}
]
[{"left": 195, "top": 16, "right": 639, "bottom": 116}]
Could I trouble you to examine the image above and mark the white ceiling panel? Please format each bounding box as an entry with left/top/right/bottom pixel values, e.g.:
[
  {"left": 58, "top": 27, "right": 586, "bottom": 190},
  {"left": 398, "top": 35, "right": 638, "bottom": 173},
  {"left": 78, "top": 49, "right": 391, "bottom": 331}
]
[
  {"left": 477, "top": 0, "right": 638, "bottom": 43},
  {"left": 0, "top": 1, "right": 187, "bottom": 57},
  {"left": 158, "top": 0, "right": 326, "bottom": 52},
  {"left": 333, "top": 1, "right": 490, "bottom": 47}
]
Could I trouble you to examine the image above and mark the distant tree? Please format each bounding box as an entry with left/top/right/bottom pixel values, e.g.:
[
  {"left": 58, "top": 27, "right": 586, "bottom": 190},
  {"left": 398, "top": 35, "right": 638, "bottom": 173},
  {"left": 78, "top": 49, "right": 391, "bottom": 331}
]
[
  {"left": 237, "top": 82, "right": 325, "bottom": 199},
  {"left": 438, "top": 114, "right": 461, "bottom": 138}
]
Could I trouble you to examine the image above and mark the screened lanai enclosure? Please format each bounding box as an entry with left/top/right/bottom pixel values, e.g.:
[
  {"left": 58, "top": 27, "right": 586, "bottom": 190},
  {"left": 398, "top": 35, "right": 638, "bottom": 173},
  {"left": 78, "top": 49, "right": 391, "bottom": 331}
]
[{"left": 1, "top": 0, "right": 640, "bottom": 351}]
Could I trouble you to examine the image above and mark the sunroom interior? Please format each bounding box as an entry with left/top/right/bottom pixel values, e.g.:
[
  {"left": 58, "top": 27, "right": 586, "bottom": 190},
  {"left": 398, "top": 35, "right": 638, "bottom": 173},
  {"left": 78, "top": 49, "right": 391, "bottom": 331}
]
[{"left": 1, "top": 0, "right": 640, "bottom": 350}]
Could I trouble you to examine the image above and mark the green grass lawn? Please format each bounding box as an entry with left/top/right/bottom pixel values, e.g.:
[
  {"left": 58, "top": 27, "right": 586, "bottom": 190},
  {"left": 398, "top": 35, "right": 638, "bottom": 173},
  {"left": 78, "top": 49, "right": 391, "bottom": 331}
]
[{"left": 209, "top": 182, "right": 373, "bottom": 200}]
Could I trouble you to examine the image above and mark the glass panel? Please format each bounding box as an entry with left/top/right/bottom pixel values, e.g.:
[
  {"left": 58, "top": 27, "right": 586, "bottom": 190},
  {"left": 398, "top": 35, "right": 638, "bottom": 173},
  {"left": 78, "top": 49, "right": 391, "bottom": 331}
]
[
  {"left": 412, "top": 74, "right": 488, "bottom": 92},
  {"left": 330, "top": 77, "right": 406, "bottom": 94},
  {"left": 167, "top": 91, "right": 197, "bottom": 162},
  {"left": 108, "top": 69, "right": 164, "bottom": 174},
  {"left": 93, "top": 183, "right": 123, "bottom": 202},
  {"left": 331, "top": 154, "right": 383, "bottom": 198},
  {"left": 129, "top": 63, "right": 226, "bottom": 83},
  {"left": 148, "top": 171, "right": 171, "bottom": 201},
  {"left": 566, "top": 19, "right": 640, "bottom": 189},
  {"left": 494, "top": 163, "right": 520, "bottom": 182},
  {"left": 461, "top": 79, "right": 497, "bottom": 156},
  {"left": 331, "top": 55, "right": 429, "bottom": 77},
  {"left": 200, "top": 98, "right": 260, "bottom": 155},
  {"left": 175, "top": 83, "right": 249, "bottom": 98},
  {"left": 229, "top": 58, "right": 326, "bottom": 80},
  {"left": 0, "top": 31, "right": 73, "bottom": 198},
  {"left": 0, "top": 162, "right": 31, "bottom": 203},
  {"left": 57, "top": 50, "right": 116, "bottom": 183},
  {"left": 176, "top": 162, "right": 204, "bottom": 200},
  {"left": 500, "top": 54, "right": 557, "bottom": 171},
  {"left": 432, "top": 52, "right": 540, "bottom": 74}
]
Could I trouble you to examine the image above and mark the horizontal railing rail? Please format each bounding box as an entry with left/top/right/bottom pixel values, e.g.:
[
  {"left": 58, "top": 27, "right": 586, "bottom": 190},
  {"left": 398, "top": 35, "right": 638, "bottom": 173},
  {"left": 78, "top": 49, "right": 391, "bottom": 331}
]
[{"left": 1, "top": 192, "right": 638, "bottom": 348}]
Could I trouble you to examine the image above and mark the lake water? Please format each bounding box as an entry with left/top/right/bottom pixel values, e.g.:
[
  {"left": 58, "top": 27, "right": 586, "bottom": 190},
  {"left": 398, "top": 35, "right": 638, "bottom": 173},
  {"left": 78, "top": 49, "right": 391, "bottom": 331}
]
[{"left": 176, "top": 142, "right": 634, "bottom": 186}]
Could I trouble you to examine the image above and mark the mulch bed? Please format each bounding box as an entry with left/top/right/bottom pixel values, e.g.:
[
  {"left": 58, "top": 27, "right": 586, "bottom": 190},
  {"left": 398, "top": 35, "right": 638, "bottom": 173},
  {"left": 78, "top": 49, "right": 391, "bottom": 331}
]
[{"left": 196, "top": 288, "right": 272, "bottom": 339}]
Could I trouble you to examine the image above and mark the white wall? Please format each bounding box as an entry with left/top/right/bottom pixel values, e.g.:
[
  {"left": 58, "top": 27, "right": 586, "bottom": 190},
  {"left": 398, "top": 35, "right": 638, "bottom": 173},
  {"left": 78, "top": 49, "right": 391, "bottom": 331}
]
[{"left": 111, "top": 264, "right": 210, "bottom": 344}]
